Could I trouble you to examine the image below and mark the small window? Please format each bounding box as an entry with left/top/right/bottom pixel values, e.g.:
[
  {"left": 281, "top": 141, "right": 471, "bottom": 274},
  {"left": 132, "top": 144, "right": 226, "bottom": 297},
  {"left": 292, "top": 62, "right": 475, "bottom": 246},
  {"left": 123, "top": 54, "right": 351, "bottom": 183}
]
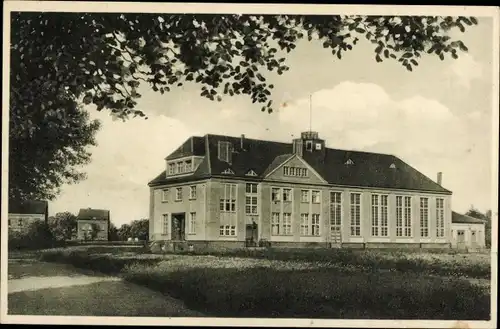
[
  {"left": 389, "top": 163, "right": 396, "bottom": 169},
  {"left": 315, "top": 143, "right": 322, "bottom": 150},
  {"left": 305, "top": 141, "right": 313, "bottom": 151},
  {"left": 301, "top": 190, "right": 310, "bottom": 203},
  {"left": 162, "top": 189, "right": 169, "bottom": 202},
  {"left": 222, "top": 168, "right": 234, "bottom": 174},
  {"left": 283, "top": 188, "right": 292, "bottom": 202},
  {"left": 345, "top": 159, "right": 354, "bottom": 165},
  {"left": 175, "top": 187, "right": 183, "bottom": 201},
  {"left": 271, "top": 188, "right": 281, "bottom": 202},
  {"left": 312, "top": 190, "right": 321, "bottom": 204},
  {"left": 189, "top": 186, "right": 197, "bottom": 200}
]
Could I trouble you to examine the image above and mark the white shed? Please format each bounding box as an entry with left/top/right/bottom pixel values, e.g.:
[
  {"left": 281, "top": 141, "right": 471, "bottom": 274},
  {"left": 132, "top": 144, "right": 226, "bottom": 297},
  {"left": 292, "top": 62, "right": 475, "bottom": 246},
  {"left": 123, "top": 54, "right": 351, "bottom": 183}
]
[{"left": 451, "top": 211, "right": 487, "bottom": 251}]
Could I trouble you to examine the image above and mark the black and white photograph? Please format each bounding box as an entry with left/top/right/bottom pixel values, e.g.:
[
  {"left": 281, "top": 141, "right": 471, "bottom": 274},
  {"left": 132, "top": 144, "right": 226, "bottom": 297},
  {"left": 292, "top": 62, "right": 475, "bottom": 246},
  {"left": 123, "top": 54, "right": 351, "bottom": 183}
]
[{"left": 1, "top": 2, "right": 498, "bottom": 328}]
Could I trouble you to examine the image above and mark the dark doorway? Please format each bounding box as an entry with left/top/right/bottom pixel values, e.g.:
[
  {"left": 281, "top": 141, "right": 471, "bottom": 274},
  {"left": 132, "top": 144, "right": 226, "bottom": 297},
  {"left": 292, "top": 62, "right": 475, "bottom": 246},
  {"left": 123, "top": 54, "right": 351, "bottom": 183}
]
[
  {"left": 171, "top": 213, "right": 186, "bottom": 241},
  {"left": 245, "top": 222, "right": 258, "bottom": 247}
]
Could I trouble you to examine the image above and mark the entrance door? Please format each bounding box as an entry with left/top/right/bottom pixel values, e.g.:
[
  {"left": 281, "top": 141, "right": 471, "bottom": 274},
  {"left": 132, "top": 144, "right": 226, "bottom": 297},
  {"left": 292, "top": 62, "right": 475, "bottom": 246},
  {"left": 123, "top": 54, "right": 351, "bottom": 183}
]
[
  {"left": 470, "top": 230, "right": 477, "bottom": 249},
  {"left": 456, "top": 230, "right": 466, "bottom": 249},
  {"left": 171, "top": 213, "right": 186, "bottom": 241},
  {"left": 245, "top": 222, "right": 258, "bottom": 247}
]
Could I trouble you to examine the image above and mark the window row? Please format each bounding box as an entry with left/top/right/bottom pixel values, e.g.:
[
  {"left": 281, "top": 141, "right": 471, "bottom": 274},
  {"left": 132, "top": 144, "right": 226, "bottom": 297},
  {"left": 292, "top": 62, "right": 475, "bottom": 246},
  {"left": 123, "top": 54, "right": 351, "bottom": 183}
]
[
  {"left": 162, "top": 186, "right": 197, "bottom": 202},
  {"left": 271, "top": 188, "right": 321, "bottom": 203},
  {"left": 271, "top": 212, "right": 321, "bottom": 236},
  {"left": 162, "top": 212, "right": 197, "bottom": 235},
  {"left": 283, "top": 166, "right": 308, "bottom": 177},
  {"left": 167, "top": 158, "right": 194, "bottom": 175}
]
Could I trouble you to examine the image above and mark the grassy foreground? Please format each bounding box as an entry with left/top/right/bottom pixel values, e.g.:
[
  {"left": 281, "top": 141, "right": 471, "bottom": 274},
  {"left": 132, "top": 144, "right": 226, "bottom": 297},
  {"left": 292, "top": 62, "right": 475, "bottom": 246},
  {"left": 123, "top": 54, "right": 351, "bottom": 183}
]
[{"left": 39, "top": 247, "right": 491, "bottom": 320}]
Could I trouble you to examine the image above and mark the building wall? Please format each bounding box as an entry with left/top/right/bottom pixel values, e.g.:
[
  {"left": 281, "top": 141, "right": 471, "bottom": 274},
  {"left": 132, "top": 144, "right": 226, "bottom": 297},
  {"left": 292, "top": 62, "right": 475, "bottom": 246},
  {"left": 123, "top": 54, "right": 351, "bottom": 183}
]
[
  {"left": 150, "top": 180, "right": 208, "bottom": 241},
  {"left": 450, "top": 222, "right": 486, "bottom": 249},
  {"left": 8, "top": 213, "right": 45, "bottom": 232},
  {"left": 150, "top": 177, "right": 452, "bottom": 247},
  {"left": 77, "top": 219, "right": 109, "bottom": 240}
]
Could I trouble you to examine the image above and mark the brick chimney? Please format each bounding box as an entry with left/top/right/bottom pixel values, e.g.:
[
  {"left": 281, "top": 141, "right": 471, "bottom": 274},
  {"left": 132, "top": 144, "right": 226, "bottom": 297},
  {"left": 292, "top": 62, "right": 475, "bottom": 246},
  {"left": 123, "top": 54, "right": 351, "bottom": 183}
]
[
  {"left": 240, "top": 134, "right": 245, "bottom": 150},
  {"left": 437, "top": 172, "right": 443, "bottom": 185}
]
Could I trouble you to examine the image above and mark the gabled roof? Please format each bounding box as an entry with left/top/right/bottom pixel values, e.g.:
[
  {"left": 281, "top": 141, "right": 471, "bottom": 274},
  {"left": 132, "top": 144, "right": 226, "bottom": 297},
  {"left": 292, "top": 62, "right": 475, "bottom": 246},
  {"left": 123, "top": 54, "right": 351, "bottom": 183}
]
[
  {"left": 452, "top": 211, "right": 487, "bottom": 224},
  {"left": 8, "top": 199, "right": 48, "bottom": 215},
  {"left": 77, "top": 208, "right": 110, "bottom": 221},
  {"left": 148, "top": 133, "right": 452, "bottom": 194}
]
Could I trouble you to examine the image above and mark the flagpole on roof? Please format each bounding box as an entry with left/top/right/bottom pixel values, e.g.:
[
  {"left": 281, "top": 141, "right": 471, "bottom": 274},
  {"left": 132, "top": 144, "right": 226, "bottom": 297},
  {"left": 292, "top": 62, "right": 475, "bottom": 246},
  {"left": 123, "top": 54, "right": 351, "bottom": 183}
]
[{"left": 309, "top": 93, "right": 312, "bottom": 132}]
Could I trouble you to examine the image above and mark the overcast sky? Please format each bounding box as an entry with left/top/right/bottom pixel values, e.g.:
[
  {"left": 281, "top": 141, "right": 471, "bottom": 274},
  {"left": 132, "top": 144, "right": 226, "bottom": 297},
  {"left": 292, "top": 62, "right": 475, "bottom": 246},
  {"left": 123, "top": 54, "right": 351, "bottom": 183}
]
[{"left": 49, "top": 16, "right": 495, "bottom": 227}]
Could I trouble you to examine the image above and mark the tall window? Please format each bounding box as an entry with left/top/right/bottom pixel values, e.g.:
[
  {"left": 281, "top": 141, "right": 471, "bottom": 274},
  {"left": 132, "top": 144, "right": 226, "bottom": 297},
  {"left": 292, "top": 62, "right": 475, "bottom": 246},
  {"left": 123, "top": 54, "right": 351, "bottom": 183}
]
[
  {"left": 162, "top": 189, "right": 169, "bottom": 202},
  {"left": 283, "top": 188, "right": 292, "bottom": 202},
  {"left": 188, "top": 212, "right": 196, "bottom": 234},
  {"left": 311, "top": 214, "right": 320, "bottom": 236},
  {"left": 283, "top": 213, "right": 292, "bottom": 235},
  {"left": 420, "top": 197, "right": 429, "bottom": 237},
  {"left": 271, "top": 188, "right": 281, "bottom": 202},
  {"left": 371, "top": 194, "right": 388, "bottom": 237},
  {"left": 220, "top": 224, "right": 236, "bottom": 236},
  {"left": 220, "top": 184, "right": 236, "bottom": 212},
  {"left": 246, "top": 183, "right": 257, "bottom": 194},
  {"left": 350, "top": 193, "right": 361, "bottom": 236},
  {"left": 272, "top": 212, "right": 292, "bottom": 235},
  {"left": 380, "top": 195, "right": 388, "bottom": 236},
  {"left": 301, "top": 190, "right": 310, "bottom": 203},
  {"left": 300, "top": 213, "right": 309, "bottom": 235},
  {"left": 185, "top": 160, "right": 192, "bottom": 172},
  {"left": 175, "top": 187, "right": 183, "bottom": 201},
  {"left": 396, "top": 196, "right": 412, "bottom": 237},
  {"left": 162, "top": 214, "right": 169, "bottom": 235},
  {"left": 168, "top": 163, "right": 175, "bottom": 175},
  {"left": 330, "top": 192, "right": 342, "bottom": 227},
  {"left": 436, "top": 198, "right": 445, "bottom": 238},
  {"left": 312, "top": 190, "right": 321, "bottom": 204},
  {"left": 189, "top": 186, "right": 197, "bottom": 200}
]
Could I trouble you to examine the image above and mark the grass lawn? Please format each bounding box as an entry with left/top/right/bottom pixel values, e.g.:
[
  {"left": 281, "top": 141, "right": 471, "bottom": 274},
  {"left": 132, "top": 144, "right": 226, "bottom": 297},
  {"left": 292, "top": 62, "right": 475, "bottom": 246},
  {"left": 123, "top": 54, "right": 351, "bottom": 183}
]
[
  {"left": 37, "top": 246, "right": 492, "bottom": 320},
  {"left": 8, "top": 280, "right": 205, "bottom": 317}
]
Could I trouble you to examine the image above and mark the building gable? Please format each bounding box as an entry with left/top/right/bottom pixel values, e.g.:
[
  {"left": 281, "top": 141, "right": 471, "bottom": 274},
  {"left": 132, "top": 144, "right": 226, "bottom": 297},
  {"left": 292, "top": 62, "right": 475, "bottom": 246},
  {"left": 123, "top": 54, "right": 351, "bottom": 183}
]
[{"left": 264, "top": 154, "right": 327, "bottom": 185}]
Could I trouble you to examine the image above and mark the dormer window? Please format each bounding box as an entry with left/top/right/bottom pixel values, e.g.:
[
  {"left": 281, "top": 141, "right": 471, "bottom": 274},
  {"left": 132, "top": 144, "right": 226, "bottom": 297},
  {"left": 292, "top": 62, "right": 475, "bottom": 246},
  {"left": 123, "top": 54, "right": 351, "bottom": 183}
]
[
  {"left": 218, "top": 141, "right": 233, "bottom": 164},
  {"left": 315, "top": 143, "right": 322, "bottom": 150},
  {"left": 222, "top": 168, "right": 234, "bottom": 175},
  {"left": 166, "top": 156, "right": 198, "bottom": 176},
  {"left": 389, "top": 163, "right": 396, "bottom": 169},
  {"left": 345, "top": 159, "right": 354, "bottom": 165},
  {"left": 246, "top": 170, "right": 258, "bottom": 176}
]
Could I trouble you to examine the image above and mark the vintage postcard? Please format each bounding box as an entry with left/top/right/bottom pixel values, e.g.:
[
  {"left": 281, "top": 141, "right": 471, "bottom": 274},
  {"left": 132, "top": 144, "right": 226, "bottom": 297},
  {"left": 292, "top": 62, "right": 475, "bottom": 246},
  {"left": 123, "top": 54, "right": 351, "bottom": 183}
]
[{"left": 1, "top": 2, "right": 498, "bottom": 328}]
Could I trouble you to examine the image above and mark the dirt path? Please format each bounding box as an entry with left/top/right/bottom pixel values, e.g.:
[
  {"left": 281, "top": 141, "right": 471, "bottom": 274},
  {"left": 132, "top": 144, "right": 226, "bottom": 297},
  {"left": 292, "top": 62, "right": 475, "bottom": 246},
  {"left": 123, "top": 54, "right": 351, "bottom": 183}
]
[{"left": 7, "top": 258, "right": 205, "bottom": 317}]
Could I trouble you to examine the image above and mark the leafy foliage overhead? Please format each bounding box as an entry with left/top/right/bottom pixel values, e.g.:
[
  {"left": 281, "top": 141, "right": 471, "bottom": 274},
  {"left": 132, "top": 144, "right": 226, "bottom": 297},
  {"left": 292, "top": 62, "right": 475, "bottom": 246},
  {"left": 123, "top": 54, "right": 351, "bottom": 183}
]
[
  {"left": 9, "top": 13, "right": 478, "bottom": 201},
  {"left": 11, "top": 13, "right": 478, "bottom": 118}
]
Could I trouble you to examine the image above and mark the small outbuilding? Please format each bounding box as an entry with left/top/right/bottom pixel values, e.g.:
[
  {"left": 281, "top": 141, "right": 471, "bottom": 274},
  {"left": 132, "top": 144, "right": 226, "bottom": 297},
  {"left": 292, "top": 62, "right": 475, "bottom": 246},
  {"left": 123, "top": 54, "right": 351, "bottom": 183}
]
[
  {"left": 451, "top": 211, "right": 487, "bottom": 251},
  {"left": 76, "top": 208, "right": 110, "bottom": 241}
]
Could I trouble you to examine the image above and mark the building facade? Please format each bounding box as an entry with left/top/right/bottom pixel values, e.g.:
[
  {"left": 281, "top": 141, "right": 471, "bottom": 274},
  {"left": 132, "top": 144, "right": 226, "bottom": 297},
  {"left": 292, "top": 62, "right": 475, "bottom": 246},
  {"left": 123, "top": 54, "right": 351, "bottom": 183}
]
[
  {"left": 148, "top": 132, "right": 453, "bottom": 250},
  {"left": 451, "top": 211, "right": 487, "bottom": 250},
  {"left": 76, "top": 208, "right": 110, "bottom": 241},
  {"left": 8, "top": 200, "right": 48, "bottom": 233}
]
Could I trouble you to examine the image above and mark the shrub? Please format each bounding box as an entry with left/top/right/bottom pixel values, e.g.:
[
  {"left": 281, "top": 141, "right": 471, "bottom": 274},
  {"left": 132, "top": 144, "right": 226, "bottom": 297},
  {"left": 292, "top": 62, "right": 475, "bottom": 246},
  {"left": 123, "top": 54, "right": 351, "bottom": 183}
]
[{"left": 8, "top": 221, "right": 59, "bottom": 250}]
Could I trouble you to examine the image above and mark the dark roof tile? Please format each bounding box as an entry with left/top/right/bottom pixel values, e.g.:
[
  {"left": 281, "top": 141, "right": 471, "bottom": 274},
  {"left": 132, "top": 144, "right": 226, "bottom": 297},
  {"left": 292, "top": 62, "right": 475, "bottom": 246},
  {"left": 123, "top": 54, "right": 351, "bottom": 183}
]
[
  {"left": 148, "top": 133, "right": 451, "bottom": 194},
  {"left": 452, "top": 211, "right": 487, "bottom": 224},
  {"left": 77, "top": 208, "right": 110, "bottom": 221},
  {"left": 8, "top": 200, "right": 48, "bottom": 214}
]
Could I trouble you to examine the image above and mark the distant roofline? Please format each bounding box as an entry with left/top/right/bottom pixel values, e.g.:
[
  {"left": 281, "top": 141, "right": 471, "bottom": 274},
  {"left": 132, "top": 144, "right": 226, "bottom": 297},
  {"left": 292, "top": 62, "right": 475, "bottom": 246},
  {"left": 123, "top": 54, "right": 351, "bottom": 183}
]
[{"left": 204, "top": 133, "right": 396, "bottom": 157}]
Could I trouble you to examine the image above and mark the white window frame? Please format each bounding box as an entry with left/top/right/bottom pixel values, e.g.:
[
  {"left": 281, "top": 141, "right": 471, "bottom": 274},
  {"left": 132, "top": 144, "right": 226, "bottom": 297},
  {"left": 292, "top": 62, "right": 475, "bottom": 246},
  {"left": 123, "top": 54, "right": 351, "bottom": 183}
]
[
  {"left": 312, "top": 190, "right": 321, "bottom": 204},
  {"left": 350, "top": 193, "right": 361, "bottom": 236},
  {"left": 420, "top": 197, "right": 429, "bottom": 237},
  {"left": 396, "top": 196, "right": 412, "bottom": 237},
  {"left": 161, "top": 189, "right": 169, "bottom": 202},
  {"left": 271, "top": 187, "right": 281, "bottom": 202},
  {"left": 436, "top": 198, "right": 445, "bottom": 238},
  {"left": 271, "top": 212, "right": 281, "bottom": 235},
  {"left": 311, "top": 214, "right": 321, "bottom": 236},
  {"left": 300, "top": 213, "right": 309, "bottom": 236},
  {"left": 371, "top": 194, "right": 389, "bottom": 237},
  {"left": 175, "top": 187, "right": 183, "bottom": 201},
  {"left": 301, "top": 190, "right": 310, "bottom": 203},
  {"left": 188, "top": 212, "right": 196, "bottom": 234},
  {"left": 220, "top": 184, "right": 237, "bottom": 213},
  {"left": 189, "top": 186, "right": 197, "bottom": 200},
  {"left": 162, "top": 214, "right": 169, "bottom": 235},
  {"left": 219, "top": 225, "right": 236, "bottom": 236},
  {"left": 245, "top": 195, "right": 258, "bottom": 215},
  {"left": 283, "top": 188, "right": 292, "bottom": 202},
  {"left": 330, "top": 191, "right": 342, "bottom": 227}
]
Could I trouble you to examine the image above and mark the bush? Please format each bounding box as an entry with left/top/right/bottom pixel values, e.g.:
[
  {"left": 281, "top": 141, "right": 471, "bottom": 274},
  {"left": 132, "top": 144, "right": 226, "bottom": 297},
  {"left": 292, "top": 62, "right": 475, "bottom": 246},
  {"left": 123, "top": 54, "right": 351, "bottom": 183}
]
[
  {"left": 8, "top": 221, "right": 60, "bottom": 250},
  {"left": 122, "top": 264, "right": 490, "bottom": 320}
]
